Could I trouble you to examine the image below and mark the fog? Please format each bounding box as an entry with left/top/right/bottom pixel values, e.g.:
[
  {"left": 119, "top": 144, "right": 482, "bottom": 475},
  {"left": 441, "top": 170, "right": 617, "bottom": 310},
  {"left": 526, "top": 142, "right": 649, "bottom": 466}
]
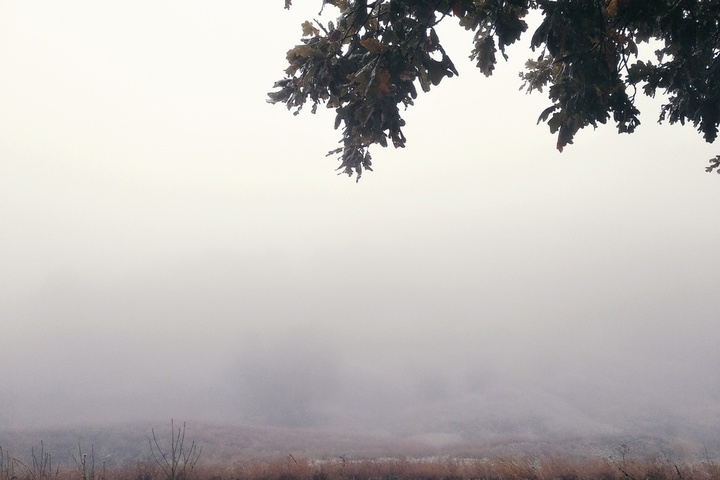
[{"left": 1, "top": 0, "right": 720, "bottom": 457}]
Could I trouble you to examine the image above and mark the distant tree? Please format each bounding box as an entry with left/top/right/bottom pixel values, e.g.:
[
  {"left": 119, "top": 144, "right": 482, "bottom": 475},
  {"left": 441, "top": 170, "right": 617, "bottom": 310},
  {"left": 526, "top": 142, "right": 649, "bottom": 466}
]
[{"left": 269, "top": 0, "right": 720, "bottom": 179}]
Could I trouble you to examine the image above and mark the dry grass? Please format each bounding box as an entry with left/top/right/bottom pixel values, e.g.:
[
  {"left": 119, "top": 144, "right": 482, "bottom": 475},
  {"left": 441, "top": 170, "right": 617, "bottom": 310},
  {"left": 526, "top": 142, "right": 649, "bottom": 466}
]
[
  {"left": 3, "top": 450, "right": 720, "bottom": 480},
  {"left": 2, "top": 422, "right": 718, "bottom": 480}
]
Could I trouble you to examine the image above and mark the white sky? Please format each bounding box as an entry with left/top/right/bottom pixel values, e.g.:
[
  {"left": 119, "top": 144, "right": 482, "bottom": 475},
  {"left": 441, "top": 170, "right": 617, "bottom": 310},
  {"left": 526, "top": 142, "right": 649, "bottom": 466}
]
[{"left": 1, "top": 1, "right": 719, "bottom": 437}]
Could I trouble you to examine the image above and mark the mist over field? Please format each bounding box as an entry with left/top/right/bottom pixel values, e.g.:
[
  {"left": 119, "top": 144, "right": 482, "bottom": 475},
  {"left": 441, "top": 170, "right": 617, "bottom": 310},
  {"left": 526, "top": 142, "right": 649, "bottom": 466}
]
[
  {"left": 3, "top": 240, "right": 719, "bottom": 456},
  {"left": 1, "top": 0, "right": 720, "bottom": 463}
]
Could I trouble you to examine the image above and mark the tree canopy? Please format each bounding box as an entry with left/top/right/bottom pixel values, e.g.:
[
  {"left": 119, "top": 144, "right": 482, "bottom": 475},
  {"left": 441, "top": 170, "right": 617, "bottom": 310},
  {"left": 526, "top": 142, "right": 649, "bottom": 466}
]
[{"left": 268, "top": 0, "right": 720, "bottom": 179}]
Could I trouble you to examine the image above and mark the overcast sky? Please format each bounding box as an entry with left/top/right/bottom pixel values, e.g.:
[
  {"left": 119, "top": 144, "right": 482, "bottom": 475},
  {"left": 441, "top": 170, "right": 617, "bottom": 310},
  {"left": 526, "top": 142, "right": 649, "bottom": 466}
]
[{"left": 1, "top": 1, "right": 719, "bottom": 443}]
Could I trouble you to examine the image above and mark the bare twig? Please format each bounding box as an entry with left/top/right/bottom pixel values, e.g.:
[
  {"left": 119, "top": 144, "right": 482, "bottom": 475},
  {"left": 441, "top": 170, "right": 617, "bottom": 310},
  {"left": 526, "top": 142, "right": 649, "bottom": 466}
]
[{"left": 149, "top": 420, "right": 202, "bottom": 480}]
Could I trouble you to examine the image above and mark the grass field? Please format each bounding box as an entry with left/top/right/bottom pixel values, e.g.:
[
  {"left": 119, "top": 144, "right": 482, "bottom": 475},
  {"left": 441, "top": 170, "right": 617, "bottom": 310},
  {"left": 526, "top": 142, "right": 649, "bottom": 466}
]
[
  {"left": 2, "top": 422, "right": 718, "bottom": 480},
  {"left": 2, "top": 450, "right": 720, "bottom": 480}
]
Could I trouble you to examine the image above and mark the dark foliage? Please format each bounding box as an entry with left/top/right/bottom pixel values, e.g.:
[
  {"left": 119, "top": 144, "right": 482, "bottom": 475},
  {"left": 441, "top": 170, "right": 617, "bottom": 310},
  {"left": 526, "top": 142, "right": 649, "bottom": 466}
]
[{"left": 270, "top": 0, "right": 720, "bottom": 179}]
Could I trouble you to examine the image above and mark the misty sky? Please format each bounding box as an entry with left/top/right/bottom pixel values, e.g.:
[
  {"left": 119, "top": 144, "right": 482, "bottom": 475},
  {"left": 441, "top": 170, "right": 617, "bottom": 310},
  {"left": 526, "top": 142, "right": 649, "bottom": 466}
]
[{"left": 1, "top": 1, "right": 719, "bottom": 442}]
